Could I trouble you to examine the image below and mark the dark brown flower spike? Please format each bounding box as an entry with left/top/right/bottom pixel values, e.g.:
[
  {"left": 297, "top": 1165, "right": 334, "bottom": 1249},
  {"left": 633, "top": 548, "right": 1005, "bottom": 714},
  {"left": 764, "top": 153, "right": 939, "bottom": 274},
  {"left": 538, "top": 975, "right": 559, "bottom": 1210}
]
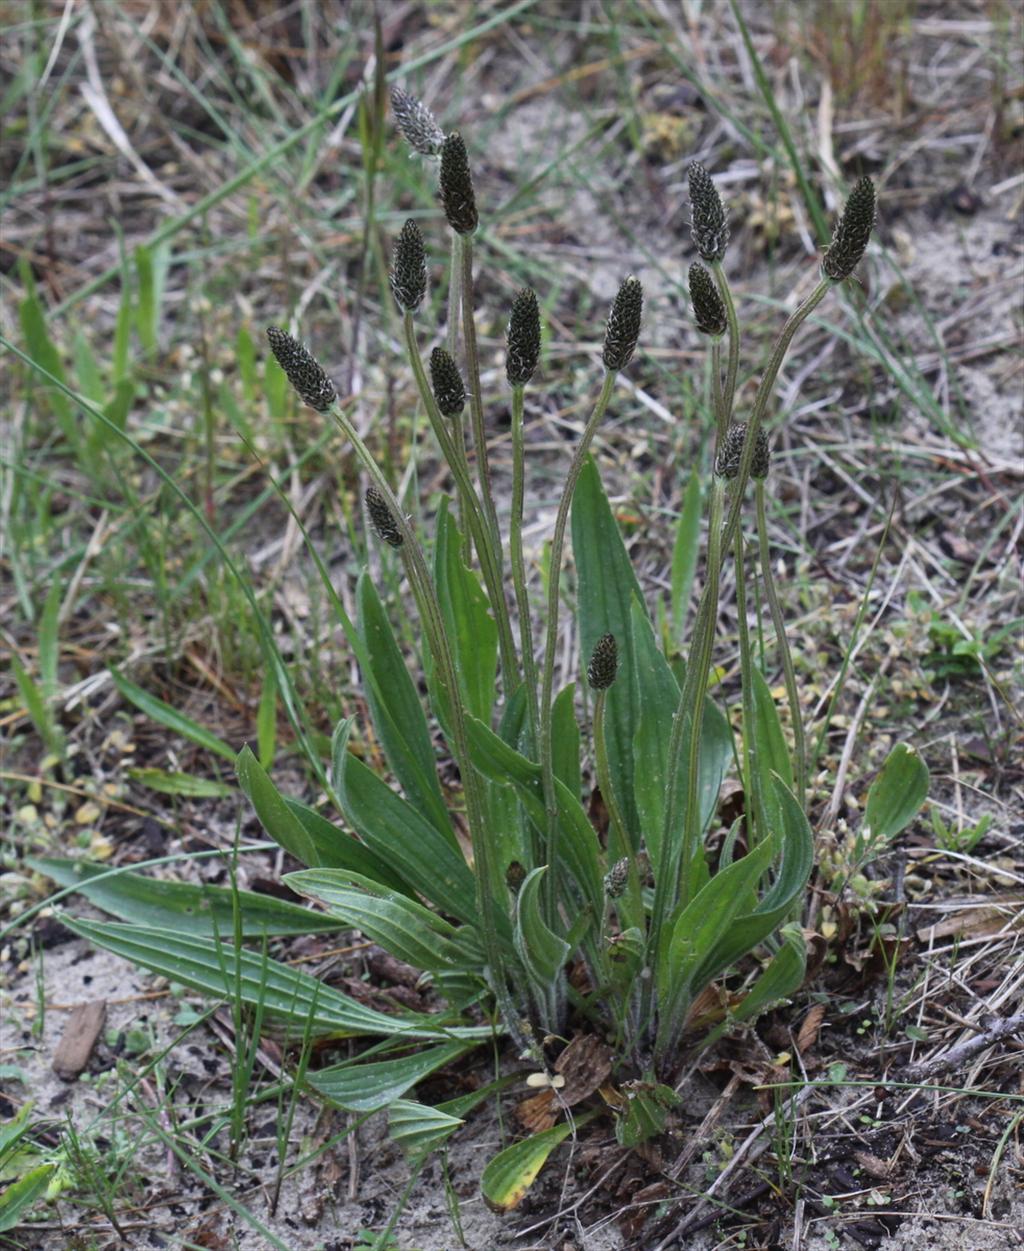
[
  {"left": 429, "top": 348, "right": 466, "bottom": 418},
  {"left": 506, "top": 288, "right": 541, "bottom": 387},
  {"left": 390, "top": 219, "right": 427, "bottom": 312},
  {"left": 822, "top": 177, "right": 876, "bottom": 281},
  {"left": 265, "top": 326, "right": 336, "bottom": 412},
  {"left": 688, "top": 162, "right": 729, "bottom": 264},
  {"left": 365, "top": 485, "right": 404, "bottom": 548},
  {"left": 602, "top": 276, "right": 643, "bottom": 372},
  {"left": 391, "top": 85, "right": 445, "bottom": 157},
  {"left": 715, "top": 422, "right": 770, "bottom": 480},
  {"left": 587, "top": 632, "right": 619, "bottom": 691},
  {"left": 688, "top": 263, "right": 727, "bottom": 337},
  {"left": 439, "top": 132, "right": 478, "bottom": 235}
]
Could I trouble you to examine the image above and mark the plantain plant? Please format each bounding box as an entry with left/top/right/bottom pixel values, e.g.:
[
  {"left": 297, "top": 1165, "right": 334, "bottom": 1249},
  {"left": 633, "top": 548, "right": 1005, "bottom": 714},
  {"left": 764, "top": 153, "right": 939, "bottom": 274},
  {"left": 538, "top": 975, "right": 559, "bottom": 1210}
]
[{"left": 51, "top": 91, "right": 929, "bottom": 1207}]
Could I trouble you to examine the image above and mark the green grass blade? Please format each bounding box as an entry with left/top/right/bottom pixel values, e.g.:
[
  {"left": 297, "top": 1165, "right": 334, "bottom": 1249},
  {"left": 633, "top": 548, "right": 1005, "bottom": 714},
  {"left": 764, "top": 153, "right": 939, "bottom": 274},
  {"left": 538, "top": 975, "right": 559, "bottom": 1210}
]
[
  {"left": 670, "top": 470, "right": 702, "bottom": 643},
  {"left": 111, "top": 668, "right": 236, "bottom": 762}
]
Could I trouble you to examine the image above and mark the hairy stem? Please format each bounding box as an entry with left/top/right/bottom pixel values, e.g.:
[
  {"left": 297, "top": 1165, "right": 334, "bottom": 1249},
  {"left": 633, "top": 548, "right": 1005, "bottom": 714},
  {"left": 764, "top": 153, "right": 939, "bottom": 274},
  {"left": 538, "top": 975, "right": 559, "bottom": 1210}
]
[
  {"left": 756, "top": 479, "right": 806, "bottom": 808},
  {"left": 640, "top": 478, "right": 726, "bottom": 1045},
  {"left": 712, "top": 261, "right": 740, "bottom": 422},
  {"left": 328, "top": 403, "right": 526, "bottom": 1049},
  {"left": 734, "top": 525, "right": 758, "bottom": 844},
  {"left": 538, "top": 370, "right": 617, "bottom": 931},
  {"left": 677, "top": 477, "right": 727, "bottom": 898},
  {"left": 593, "top": 688, "right": 629, "bottom": 868},
  {"left": 446, "top": 233, "right": 461, "bottom": 360},
  {"left": 459, "top": 234, "right": 503, "bottom": 557},
  {"left": 721, "top": 280, "right": 829, "bottom": 555},
  {"left": 510, "top": 384, "right": 540, "bottom": 747},
  {"left": 710, "top": 339, "right": 727, "bottom": 446},
  {"left": 403, "top": 312, "right": 519, "bottom": 689}
]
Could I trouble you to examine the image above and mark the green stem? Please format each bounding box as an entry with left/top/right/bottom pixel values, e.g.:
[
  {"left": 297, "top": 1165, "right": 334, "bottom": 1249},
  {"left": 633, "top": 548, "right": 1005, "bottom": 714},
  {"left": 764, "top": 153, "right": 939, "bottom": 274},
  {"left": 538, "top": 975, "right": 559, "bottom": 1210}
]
[
  {"left": 594, "top": 689, "right": 642, "bottom": 934},
  {"left": 756, "top": 480, "right": 806, "bottom": 808},
  {"left": 677, "top": 477, "right": 726, "bottom": 896},
  {"left": 402, "top": 312, "right": 519, "bottom": 689},
  {"left": 593, "top": 689, "right": 629, "bottom": 865},
  {"left": 447, "top": 233, "right": 461, "bottom": 360},
  {"left": 327, "top": 403, "right": 526, "bottom": 1051},
  {"left": 720, "top": 280, "right": 830, "bottom": 557},
  {"left": 644, "top": 479, "right": 726, "bottom": 998},
  {"left": 459, "top": 234, "right": 503, "bottom": 557},
  {"left": 710, "top": 339, "right": 727, "bottom": 446},
  {"left": 712, "top": 261, "right": 740, "bottom": 422},
  {"left": 734, "top": 524, "right": 757, "bottom": 845},
  {"left": 510, "top": 385, "right": 539, "bottom": 747},
  {"left": 538, "top": 370, "right": 617, "bottom": 929}
]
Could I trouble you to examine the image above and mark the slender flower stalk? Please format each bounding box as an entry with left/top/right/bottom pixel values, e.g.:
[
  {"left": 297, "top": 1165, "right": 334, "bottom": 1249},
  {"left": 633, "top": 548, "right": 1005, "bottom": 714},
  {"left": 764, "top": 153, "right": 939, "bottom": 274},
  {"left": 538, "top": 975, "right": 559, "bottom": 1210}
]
[
  {"left": 507, "top": 289, "right": 543, "bottom": 744},
  {"left": 401, "top": 312, "right": 519, "bottom": 688},
  {"left": 509, "top": 384, "right": 539, "bottom": 741},
  {"left": 537, "top": 276, "right": 642, "bottom": 933},
  {"left": 720, "top": 280, "right": 830, "bottom": 556},
  {"left": 446, "top": 235, "right": 461, "bottom": 360},
  {"left": 733, "top": 524, "right": 757, "bottom": 843},
  {"left": 710, "top": 340, "right": 727, "bottom": 445},
  {"left": 324, "top": 397, "right": 528, "bottom": 1052},
  {"left": 537, "top": 370, "right": 617, "bottom": 934},
  {"left": 595, "top": 692, "right": 641, "bottom": 933},
  {"left": 712, "top": 262, "right": 740, "bottom": 423},
  {"left": 756, "top": 477, "right": 806, "bottom": 808},
  {"left": 650, "top": 277, "right": 837, "bottom": 1024},
  {"left": 458, "top": 234, "right": 503, "bottom": 562},
  {"left": 588, "top": 634, "right": 640, "bottom": 932}
]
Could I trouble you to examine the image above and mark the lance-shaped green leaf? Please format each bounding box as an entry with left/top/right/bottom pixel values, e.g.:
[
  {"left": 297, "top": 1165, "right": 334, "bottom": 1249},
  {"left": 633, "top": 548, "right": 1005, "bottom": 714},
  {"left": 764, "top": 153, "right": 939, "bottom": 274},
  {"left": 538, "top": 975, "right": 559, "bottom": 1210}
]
[
  {"left": 552, "top": 683, "right": 581, "bottom": 798},
  {"left": 434, "top": 500, "right": 498, "bottom": 724},
  {"left": 237, "top": 746, "right": 318, "bottom": 867},
  {"left": 572, "top": 459, "right": 643, "bottom": 845},
  {"left": 333, "top": 722, "right": 478, "bottom": 926},
  {"left": 62, "top": 916, "right": 494, "bottom": 1041},
  {"left": 28, "top": 858, "right": 339, "bottom": 937},
  {"left": 389, "top": 1075, "right": 520, "bottom": 1162},
  {"left": 284, "top": 796, "right": 412, "bottom": 894},
  {"left": 464, "top": 715, "right": 603, "bottom": 917},
  {"left": 310, "top": 1041, "right": 477, "bottom": 1112},
  {"left": 286, "top": 869, "right": 478, "bottom": 972},
  {"left": 513, "top": 868, "right": 570, "bottom": 992},
  {"left": 388, "top": 1099, "right": 465, "bottom": 1162},
  {"left": 127, "top": 767, "right": 234, "bottom": 798},
  {"left": 656, "top": 840, "right": 775, "bottom": 1020},
  {"left": 482, "top": 1113, "right": 597, "bottom": 1213},
  {"left": 631, "top": 597, "right": 732, "bottom": 876},
  {"left": 861, "top": 743, "right": 930, "bottom": 847},
  {"left": 699, "top": 923, "right": 807, "bottom": 1050},
  {"left": 748, "top": 666, "right": 794, "bottom": 795},
  {"left": 357, "top": 573, "right": 454, "bottom": 844},
  {"left": 655, "top": 775, "right": 813, "bottom": 1056},
  {"left": 0, "top": 1163, "right": 57, "bottom": 1233}
]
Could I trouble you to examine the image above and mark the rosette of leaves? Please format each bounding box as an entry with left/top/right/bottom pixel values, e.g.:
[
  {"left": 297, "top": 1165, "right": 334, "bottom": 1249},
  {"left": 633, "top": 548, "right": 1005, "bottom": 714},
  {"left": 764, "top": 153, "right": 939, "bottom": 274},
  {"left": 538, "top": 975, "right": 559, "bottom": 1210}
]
[{"left": 48, "top": 124, "right": 928, "bottom": 1217}]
